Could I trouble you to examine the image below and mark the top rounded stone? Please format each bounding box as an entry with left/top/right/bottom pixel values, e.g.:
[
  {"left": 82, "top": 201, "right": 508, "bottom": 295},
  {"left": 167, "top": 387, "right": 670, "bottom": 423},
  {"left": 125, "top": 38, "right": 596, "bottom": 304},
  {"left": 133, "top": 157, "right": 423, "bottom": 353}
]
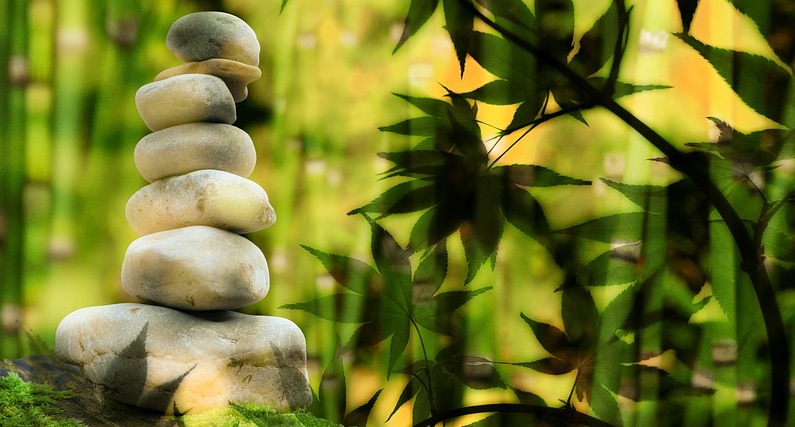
[{"left": 167, "top": 11, "right": 260, "bottom": 67}]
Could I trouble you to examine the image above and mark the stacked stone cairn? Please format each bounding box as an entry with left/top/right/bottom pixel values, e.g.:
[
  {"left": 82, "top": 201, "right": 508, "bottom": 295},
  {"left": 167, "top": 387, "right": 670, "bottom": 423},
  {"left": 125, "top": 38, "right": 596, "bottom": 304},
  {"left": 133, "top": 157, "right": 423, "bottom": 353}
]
[{"left": 55, "top": 12, "right": 312, "bottom": 415}]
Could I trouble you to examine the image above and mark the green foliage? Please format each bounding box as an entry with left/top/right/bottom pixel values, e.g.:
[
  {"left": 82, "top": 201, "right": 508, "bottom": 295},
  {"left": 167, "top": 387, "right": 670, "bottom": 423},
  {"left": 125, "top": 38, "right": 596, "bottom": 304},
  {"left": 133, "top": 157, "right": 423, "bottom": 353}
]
[
  {"left": 0, "top": 373, "right": 83, "bottom": 427},
  {"left": 285, "top": 0, "right": 795, "bottom": 425},
  {"left": 230, "top": 405, "right": 342, "bottom": 427}
]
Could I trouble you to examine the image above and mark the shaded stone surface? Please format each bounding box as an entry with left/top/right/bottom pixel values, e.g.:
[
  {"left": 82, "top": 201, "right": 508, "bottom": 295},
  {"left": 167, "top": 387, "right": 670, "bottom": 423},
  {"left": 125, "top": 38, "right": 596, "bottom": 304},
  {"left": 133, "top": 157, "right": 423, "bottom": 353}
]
[
  {"left": 166, "top": 11, "right": 260, "bottom": 66},
  {"left": 135, "top": 123, "right": 256, "bottom": 182},
  {"left": 135, "top": 74, "right": 236, "bottom": 131},
  {"left": 155, "top": 59, "right": 261, "bottom": 102},
  {"left": 125, "top": 169, "right": 276, "bottom": 235},
  {"left": 55, "top": 303, "right": 312, "bottom": 415},
  {"left": 121, "top": 226, "right": 269, "bottom": 311}
]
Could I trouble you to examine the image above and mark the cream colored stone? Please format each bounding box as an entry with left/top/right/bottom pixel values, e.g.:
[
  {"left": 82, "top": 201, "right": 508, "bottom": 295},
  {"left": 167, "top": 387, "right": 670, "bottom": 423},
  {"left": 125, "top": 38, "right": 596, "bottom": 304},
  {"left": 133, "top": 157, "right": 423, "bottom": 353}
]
[
  {"left": 55, "top": 303, "right": 312, "bottom": 414},
  {"left": 135, "top": 74, "right": 235, "bottom": 131},
  {"left": 125, "top": 170, "right": 275, "bottom": 235},
  {"left": 167, "top": 12, "right": 260, "bottom": 66},
  {"left": 135, "top": 123, "right": 256, "bottom": 182},
  {"left": 155, "top": 59, "right": 261, "bottom": 102},
  {"left": 121, "top": 226, "right": 268, "bottom": 310}
]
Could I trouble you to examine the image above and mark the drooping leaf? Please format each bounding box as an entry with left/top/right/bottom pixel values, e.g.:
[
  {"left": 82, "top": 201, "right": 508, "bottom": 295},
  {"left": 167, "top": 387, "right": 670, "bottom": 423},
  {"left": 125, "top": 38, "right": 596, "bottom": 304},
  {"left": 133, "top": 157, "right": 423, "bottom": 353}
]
[
  {"left": 349, "top": 181, "right": 438, "bottom": 217},
  {"left": 560, "top": 287, "right": 598, "bottom": 345},
  {"left": 601, "top": 178, "right": 667, "bottom": 214},
  {"left": 675, "top": 0, "right": 700, "bottom": 33},
  {"left": 442, "top": 0, "right": 474, "bottom": 76},
  {"left": 469, "top": 31, "right": 536, "bottom": 82},
  {"left": 501, "top": 186, "right": 553, "bottom": 248},
  {"left": 460, "top": 79, "right": 539, "bottom": 105},
  {"left": 393, "top": 93, "right": 452, "bottom": 117},
  {"left": 388, "top": 375, "right": 423, "bottom": 421},
  {"left": 587, "top": 77, "right": 671, "bottom": 99},
  {"left": 342, "top": 389, "right": 382, "bottom": 427},
  {"left": 378, "top": 150, "right": 451, "bottom": 176},
  {"left": 394, "top": 0, "right": 441, "bottom": 52},
  {"left": 300, "top": 245, "right": 376, "bottom": 294},
  {"left": 514, "top": 356, "right": 574, "bottom": 375},
  {"left": 589, "top": 383, "right": 621, "bottom": 426},
  {"left": 415, "top": 287, "right": 492, "bottom": 333},
  {"left": 511, "top": 387, "right": 547, "bottom": 406},
  {"left": 409, "top": 205, "right": 465, "bottom": 250},
  {"left": 280, "top": 294, "right": 367, "bottom": 323},
  {"left": 555, "top": 212, "right": 647, "bottom": 243},
  {"left": 495, "top": 164, "right": 591, "bottom": 187},
  {"left": 378, "top": 117, "right": 444, "bottom": 136},
  {"left": 674, "top": 33, "right": 791, "bottom": 115},
  {"left": 519, "top": 312, "right": 575, "bottom": 360},
  {"left": 570, "top": 0, "right": 619, "bottom": 78},
  {"left": 502, "top": 92, "right": 547, "bottom": 133},
  {"left": 581, "top": 243, "right": 648, "bottom": 287},
  {"left": 474, "top": 0, "right": 538, "bottom": 42}
]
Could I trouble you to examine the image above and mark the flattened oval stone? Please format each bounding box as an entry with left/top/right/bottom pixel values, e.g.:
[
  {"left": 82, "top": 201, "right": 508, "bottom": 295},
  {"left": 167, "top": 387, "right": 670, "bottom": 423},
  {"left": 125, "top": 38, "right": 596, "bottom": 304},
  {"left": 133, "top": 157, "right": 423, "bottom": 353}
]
[
  {"left": 135, "top": 74, "right": 235, "bottom": 131},
  {"left": 125, "top": 170, "right": 276, "bottom": 235},
  {"left": 121, "top": 226, "right": 268, "bottom": 310},
  {"left": 55, "top": 303, "right": 312, "bottom": 414},
  {"left": 155, "top": 58, "right": 261, "bottom": 102},
  {"left": 167, "top": 12, "right": 260, "bottom": 66},
  {"left": 135, "top": 123, "right": 256, "bottom": 182}
]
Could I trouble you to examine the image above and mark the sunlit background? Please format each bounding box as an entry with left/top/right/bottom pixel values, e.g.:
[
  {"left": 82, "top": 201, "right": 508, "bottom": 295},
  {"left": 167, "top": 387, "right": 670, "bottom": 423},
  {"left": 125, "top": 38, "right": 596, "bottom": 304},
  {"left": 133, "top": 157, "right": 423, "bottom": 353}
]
[{"left": 1, "top": 0, "right": 794, "bottom": 425}]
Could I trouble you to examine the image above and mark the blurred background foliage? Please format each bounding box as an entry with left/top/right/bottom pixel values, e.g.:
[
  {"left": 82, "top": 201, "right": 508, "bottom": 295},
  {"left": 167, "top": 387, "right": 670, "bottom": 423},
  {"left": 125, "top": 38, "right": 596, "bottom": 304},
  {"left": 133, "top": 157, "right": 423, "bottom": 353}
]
[{"left": 1, "top": 0, "right": 795, "bottom": 425}]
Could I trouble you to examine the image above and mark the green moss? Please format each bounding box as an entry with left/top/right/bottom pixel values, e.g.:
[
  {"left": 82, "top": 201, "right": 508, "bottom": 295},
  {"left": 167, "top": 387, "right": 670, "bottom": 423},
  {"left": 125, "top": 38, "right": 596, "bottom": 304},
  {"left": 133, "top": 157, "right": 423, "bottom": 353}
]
[
  {"left": 0, "top": 373, "right": 84, "bottom": 427},
  {"left": 177, "top": 404, "right": 342, "bottom": 427}
]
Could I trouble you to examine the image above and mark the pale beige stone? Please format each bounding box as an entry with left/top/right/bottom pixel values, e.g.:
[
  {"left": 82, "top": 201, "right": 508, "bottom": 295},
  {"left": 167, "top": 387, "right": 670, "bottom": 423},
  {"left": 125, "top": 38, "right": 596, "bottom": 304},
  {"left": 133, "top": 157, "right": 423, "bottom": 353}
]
[
  {"left": 121, "top": 226, "right": 268, "bottom": 310},
  {"left": 155, "top": 59, "right": 261, "bottom": 102},
  {"left": 125, "top": 170, "right": 276, "bottom": 235},
  {"left": 135, "top": 123, "right": 256, "bottom": 182},
  {"left": 55, "top": 303, "right": 312, "bottom": 414},
  {"left": 167, "top": 12, "right": 260, "bottom": 66},
  {"left": 135, "top": 74, "right": 235, "bottom": 131}
]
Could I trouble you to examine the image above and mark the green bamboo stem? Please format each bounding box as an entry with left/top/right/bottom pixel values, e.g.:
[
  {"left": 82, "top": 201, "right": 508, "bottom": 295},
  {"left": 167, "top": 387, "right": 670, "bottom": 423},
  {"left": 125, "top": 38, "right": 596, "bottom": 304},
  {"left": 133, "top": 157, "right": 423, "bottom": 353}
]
[
  {"left": 462, "top": 1, "right": 789, "bottom": 425},
  {"left": 0, "top": 0, "right": 29, "bottom": 359}
]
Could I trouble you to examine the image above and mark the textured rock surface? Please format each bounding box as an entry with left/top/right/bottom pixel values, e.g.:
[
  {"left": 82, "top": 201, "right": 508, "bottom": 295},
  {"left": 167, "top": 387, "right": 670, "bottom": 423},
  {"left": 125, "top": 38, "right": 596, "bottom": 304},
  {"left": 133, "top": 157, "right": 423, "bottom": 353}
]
[
  {"left": 155, "top": 59, "right": 261, "bottom": 102},
  {"left": 135, "top": 123, "right": 256, "bottom": 182},
  {"left": 167, "top": 12, "right": 260, "bottom": 66},
  {"left": 135, "top": 74, "right": 236, "bottom": 131},
  {"left": 126, "top": 169, "right": 276, "bottom": 235},
  {"left": 55, "top": 303, "right": 312, "bottom": 415},
  {"left": 121, "top": 226, "right": 269, "bottom": 310}
]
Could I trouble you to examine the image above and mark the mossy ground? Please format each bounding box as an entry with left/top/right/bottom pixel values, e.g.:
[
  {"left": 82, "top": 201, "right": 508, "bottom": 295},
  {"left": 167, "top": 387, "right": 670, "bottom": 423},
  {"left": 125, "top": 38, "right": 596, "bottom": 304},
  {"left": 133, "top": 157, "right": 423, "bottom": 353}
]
[
  {"left": 1, "top": 371, "right": 340, "bottom": 427},
  {"left": 0, "top": 372, "right": 85, "bottom": 427}
]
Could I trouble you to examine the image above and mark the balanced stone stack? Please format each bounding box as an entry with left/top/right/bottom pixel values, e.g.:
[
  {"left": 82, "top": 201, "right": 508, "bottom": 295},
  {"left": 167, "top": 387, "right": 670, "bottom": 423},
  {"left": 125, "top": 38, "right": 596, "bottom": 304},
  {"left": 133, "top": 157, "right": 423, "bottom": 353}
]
[{"left": 55, "top": 12, "right": 312, "bottom": 415}]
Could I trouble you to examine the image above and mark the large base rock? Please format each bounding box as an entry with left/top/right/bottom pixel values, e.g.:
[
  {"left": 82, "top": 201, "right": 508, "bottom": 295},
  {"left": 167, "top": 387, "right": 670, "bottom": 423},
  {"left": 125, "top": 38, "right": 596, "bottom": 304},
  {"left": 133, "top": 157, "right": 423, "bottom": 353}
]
[{"left": 55, "top": 303, "right": 312, "bottom": 415}]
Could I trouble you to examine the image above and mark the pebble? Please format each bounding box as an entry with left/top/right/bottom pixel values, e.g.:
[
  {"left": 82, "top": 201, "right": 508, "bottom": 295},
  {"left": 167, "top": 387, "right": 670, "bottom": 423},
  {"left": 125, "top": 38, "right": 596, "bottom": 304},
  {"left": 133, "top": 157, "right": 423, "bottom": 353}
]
[
  {"left": 125, "top": 169, "right": 276, "bottom": 235},
  {"left": 135, "top": 74, "right": 236, "bottom": 131},
  {"left": 155, "top": 59, "right": 262, "bottom": 102},
  {"left": 167, "top": 12, "right": 260, "bottom": 66},
  {"left": 55, "top": 303, "right": 312, "bottom": 414},
  {"left": 135, "top": 123, "right": 256, "bottom": 182},
  {"left": 121, "top": 226, "right": 269, "bottom": 310}
]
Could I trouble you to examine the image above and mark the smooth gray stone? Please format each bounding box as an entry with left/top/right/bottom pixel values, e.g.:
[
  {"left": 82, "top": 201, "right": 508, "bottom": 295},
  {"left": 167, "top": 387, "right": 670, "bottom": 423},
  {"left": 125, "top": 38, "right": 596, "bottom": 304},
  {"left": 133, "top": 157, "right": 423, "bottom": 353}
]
[
  {"left": 167, "top": 12, "right": 260, "bottom": 66},
  {"left": 135, "top": 74, "right": 236, "bottom": 131},
  {"left": 155, "top": 58, "right": 261, "bottom": 102},
  {"left": 125, "top": 169, "right": 276, "bottom": 235},
  {"left": 135, "top": 123, "right": 256, "bottom": 182},
  {"left": 121, "top": 226, "right": 269, "bottom": 310},
  {"left": 55, "top": 303, "right": 312, "bottom": 414}
]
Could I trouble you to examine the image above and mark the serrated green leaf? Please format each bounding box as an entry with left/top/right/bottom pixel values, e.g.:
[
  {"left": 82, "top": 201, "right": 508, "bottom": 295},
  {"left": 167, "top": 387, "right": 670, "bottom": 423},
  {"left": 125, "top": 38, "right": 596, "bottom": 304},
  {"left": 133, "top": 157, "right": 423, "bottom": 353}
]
[
  {"left": 280, "top": 293, "right": 366, "bottom": 323},
  {"left": 676, "top": 0, "right": 700, "bottom": 33},
  {"left": 561, "top": 287, "right": 598, "bottom": 345},
  {"left": 519, "top": 312, "right": 575, "bottom": 359},
  {"left": 590, "top": 383, "right": 621, "bottom": 426},
  {"left": 501, "top": 93, "right": 547, "bottom": 134},
  {"left": 512, "top": 357, "right": 574, "bottom": 375},
  {"left": 393, "top": 93, "right": 452, "bottom": 117},
  {"left": 496, "top": 164, "right": 591, "bottom": 187},
  {"left": 387, "top": 319, "right": 411, "bottom": 376},
  {"left": 414, "top": 243, "right": 448, "bottom": 294},
  {"left": 351, "top": 181, "right": 438, "bottom": 217},
  {"left": 461, "top": 79, "right": 539, "bottom": 105},
  {"left": 409, "top": 205, "right": 464, "bottom": 250},
  {"left": 555, "top": 212, "right": 647, "bottom": 243},
  {"left": 415, "top": 286, "right": 492, "bottom": 333},
  {"left": 301, "top": 245, "right": 376, "bottom": 294},
  {"left": 474, "top": 0, "right": 537, "bottom": 41},
  {"left": 395, "top": 0, "right": 441, "bottom": 52},
  {"left": 674, "top": 33, "right": 791, "bottom": 115},
  {"left": 511, "top": 387, "right": 547, "bottom": 406},
  {"left": 387, "top": 376, "right": 422, "bottom": 421},
  {"left": 570, "top": 1, "right": 618, "bottom": 78},
  {"left": 587, "top": 77, "right": 672, "bottom": 99},
  {"left": 765, "top": 229, "right": 795, "bottom": 269},
  {"left": 379, "top": 117, "right": 444, "bottom": 136},
  {"left": 601, "top": 178, "right": 667, "bottom": 213},
  {"left": 501, "top": 187, "right": 553, "bottom": 248},
  {"left": 469, "top": 31, "right": 536, "bottom": 82},
  {"left": 442, "top": 0, "right": 474, "bottom": 76},
  {"left": 446, "top": 108, "right": 486, "bottom": 160},
  {"left": 582, "top": 245, "right": 644, "bottom": 287},
  {"left": 378, "top": 150, "right": 451, "bottom": 175},
  {"left": 342, "top": 389, "right": 382, "bottom": 427}
]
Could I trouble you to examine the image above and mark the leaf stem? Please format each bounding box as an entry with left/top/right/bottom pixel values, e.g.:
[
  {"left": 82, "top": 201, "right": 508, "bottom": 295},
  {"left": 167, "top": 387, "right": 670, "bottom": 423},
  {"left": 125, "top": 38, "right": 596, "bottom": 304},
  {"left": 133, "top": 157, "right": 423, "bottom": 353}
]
[
  {"left": 410, "top": 317, "right": 438, "bottom": 416},
  {"left": 462, "top": 1, "right": 790, "bottom": 425},
  {"left": 412, "top": 403, "right": 615, "bottom": 427}
]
